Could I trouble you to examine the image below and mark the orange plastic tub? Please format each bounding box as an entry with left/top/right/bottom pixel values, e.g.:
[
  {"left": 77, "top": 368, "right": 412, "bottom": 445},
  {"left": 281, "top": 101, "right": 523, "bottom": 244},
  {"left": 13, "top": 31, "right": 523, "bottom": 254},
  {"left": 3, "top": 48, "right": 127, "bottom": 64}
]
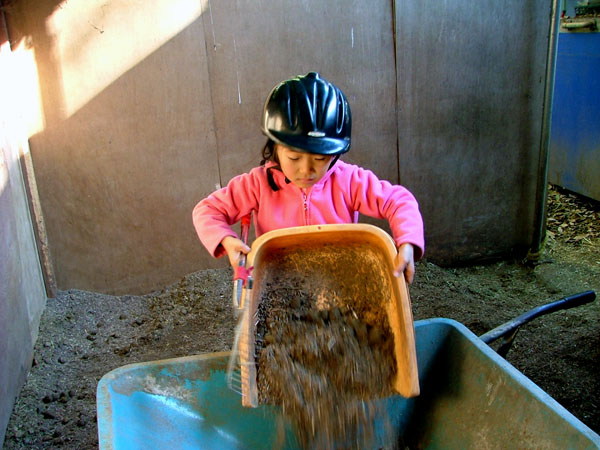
[{"left": 235, "top": 223, "right": 420, "bottom": 407}]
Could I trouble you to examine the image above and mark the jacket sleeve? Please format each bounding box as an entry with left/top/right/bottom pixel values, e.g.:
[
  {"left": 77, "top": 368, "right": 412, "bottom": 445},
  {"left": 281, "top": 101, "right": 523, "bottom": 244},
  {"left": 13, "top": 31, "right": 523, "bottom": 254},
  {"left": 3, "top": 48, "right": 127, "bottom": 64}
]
[
  {"left": 347, "top": 166, "right": 425, "bottom": 259},
  {"left": 192, "top": 171, "right": 260, "bottom": 258}
]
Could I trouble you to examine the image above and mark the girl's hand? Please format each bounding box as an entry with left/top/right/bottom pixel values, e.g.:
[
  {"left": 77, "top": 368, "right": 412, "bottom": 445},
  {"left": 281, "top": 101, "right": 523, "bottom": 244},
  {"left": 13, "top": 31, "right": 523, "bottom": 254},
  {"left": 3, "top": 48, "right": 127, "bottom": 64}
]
[
  {"left": 221, "top": 236, "right": 251, "bottom": 268},
  {"left": 394, "top": 243, "right": 415, "bottom": 284}
]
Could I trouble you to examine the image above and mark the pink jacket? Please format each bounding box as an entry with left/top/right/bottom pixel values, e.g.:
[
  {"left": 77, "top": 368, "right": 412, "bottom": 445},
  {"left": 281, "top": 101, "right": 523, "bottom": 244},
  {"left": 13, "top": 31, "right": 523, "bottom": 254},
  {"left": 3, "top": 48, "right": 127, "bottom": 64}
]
[{"left": 193, "top": 160, "right": 424, "bottom": 259}]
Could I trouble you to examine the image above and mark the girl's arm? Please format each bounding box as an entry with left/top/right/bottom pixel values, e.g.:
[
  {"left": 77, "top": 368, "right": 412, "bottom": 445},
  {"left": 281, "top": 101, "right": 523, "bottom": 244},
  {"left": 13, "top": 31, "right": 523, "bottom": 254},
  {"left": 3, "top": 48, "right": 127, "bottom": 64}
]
[
  {"left": 192, "top": 171, "right": 260, "bottom": 258},
  {"left": 348, "top": 166, "right": 424, "bottom": 256},
  {"left": 345, "top": 165, "right": 424, "bottom": 280}
]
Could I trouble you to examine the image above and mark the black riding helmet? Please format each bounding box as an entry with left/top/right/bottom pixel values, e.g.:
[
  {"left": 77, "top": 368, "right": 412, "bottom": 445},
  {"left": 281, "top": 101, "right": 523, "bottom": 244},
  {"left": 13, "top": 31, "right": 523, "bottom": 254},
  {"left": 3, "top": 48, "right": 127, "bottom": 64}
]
[{"left": 262, "top": 72, "right": 351, "bottom": 156}]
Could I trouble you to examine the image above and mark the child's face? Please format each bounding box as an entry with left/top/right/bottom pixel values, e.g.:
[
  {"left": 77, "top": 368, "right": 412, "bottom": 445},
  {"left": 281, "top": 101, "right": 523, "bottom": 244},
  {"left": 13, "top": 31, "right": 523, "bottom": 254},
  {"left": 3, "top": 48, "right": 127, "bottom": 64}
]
[{"left": 276, "top": 144, "right": 333, "bottom": 189}]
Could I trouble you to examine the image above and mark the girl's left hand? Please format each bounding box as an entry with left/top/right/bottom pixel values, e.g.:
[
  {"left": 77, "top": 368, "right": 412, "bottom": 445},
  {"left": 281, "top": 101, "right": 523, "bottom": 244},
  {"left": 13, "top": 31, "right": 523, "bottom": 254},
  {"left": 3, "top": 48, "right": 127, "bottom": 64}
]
[{"left": 394, "top": 243, "right": 415, "bottom": 284}]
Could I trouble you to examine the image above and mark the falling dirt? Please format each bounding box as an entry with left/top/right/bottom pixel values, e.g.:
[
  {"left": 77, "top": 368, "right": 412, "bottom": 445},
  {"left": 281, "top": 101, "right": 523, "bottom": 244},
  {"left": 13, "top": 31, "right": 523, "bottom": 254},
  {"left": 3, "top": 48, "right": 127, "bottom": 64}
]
[
  {"left": 254, "top": 275, "right": 397, "bottom": 448},
  {"left": 2, "top": 185, "right": 599, "bottom": 449}
]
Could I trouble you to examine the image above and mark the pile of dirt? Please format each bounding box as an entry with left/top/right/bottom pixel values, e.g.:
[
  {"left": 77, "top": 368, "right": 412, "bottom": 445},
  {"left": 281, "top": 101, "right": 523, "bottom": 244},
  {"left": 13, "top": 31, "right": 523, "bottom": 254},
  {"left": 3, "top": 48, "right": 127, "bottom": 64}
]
[
  {"left": 2, "top": 185, "right": 599, "bottom": 449},
  {"left": 254, "top": 277, "right": 396, "bottom": 448},
  {"left": 2, "top": 270, "right": 236, "bottom": 449}
]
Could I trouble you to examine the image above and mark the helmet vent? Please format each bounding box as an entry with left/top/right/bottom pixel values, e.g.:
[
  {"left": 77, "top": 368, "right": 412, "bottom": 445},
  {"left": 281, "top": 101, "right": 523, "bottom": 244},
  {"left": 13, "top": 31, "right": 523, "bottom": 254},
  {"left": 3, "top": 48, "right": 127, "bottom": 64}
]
[{"left": 336, "top": 93, "right": 346, "bottom": 133}]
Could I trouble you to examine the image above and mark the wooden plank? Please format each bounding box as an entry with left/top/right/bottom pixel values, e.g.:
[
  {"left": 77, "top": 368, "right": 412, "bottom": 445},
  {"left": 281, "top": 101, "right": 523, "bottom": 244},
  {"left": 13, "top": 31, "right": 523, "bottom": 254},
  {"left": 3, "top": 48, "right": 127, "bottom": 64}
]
[{"left": 19, "top": 145, "right": 56, "bottom": 298}]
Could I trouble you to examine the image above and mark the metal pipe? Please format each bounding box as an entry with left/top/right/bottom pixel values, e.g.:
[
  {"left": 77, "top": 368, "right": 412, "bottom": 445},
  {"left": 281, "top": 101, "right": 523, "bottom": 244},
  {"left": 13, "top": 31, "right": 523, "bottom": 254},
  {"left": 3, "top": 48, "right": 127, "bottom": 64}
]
[
  {"left": 527, "top": 0, "right": 561, "bottom": 262},
  {"left": 479, "top": 291, "right": 596, "bottom": 344}
]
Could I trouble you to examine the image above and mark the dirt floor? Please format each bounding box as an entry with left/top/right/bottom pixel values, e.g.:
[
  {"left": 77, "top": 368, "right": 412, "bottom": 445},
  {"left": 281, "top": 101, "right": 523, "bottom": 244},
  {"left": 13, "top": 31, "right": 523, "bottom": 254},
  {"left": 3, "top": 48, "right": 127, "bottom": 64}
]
[{"left": 2, "top": 185, "right": 599, "bottom": 449}]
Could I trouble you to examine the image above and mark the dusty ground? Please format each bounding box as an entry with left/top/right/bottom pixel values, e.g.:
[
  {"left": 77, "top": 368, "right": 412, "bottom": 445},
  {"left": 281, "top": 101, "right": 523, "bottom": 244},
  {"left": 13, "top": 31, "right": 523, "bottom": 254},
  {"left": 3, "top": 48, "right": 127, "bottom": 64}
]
[{"left": 2, "top": 185, "right": 599, "bottom": 449}]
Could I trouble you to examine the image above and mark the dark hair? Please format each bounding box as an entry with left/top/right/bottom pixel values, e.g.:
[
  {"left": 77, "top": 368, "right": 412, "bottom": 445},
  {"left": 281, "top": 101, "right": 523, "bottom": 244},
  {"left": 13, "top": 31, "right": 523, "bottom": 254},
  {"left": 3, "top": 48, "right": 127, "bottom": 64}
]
[
  {"left": 261, "top": 139, "right": 286, "bottom": 191},
  {"left": 260, "top": 139, "right": 278, "bottom": 165}
]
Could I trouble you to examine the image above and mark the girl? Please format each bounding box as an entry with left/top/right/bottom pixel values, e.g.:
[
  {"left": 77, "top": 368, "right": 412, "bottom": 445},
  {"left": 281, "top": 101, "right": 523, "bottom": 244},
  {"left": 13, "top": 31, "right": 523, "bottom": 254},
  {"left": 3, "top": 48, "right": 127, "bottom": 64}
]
[{"left": 193, "top": 72, "right": 424, "bottom": 283}]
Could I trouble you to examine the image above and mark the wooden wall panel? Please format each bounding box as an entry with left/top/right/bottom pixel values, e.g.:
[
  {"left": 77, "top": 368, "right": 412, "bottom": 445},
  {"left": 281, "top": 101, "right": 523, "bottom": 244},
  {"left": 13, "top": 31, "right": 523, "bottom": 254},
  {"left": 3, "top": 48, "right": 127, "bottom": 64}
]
[
  {"left": 395, "top": 0, "right": 552, "bottom": 263},
  {"left": 201, "top": 0, "right": 398, "bottom": 185},
  {"left": 4, "top": 0, "right": 554, "bottom": 294},
  {"left": 9, "top": 0, "right": 400, "bottom": 295},
  {"left": 11, "top": 2, "right": 222, "bottom": 294}
]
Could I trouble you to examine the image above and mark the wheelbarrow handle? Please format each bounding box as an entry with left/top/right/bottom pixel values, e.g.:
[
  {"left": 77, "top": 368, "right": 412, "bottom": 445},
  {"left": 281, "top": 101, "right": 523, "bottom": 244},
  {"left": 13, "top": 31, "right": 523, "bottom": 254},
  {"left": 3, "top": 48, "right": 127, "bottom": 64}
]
[
  {"left": 232, "top": 213, "right": 253, "bottom": 310},
  {"left": 479, "top": 290, "right": 596, "bottom": 345},
  {"left": 240, "top": 214, "right": 251, "bottom": 244}
]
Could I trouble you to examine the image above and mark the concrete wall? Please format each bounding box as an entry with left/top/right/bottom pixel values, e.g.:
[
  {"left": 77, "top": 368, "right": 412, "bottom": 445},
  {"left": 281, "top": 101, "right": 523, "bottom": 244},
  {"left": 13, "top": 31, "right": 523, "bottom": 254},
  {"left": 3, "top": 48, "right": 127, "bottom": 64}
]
[
  {"left": 2, "top": 0, "right": 553, "bottom": 295},
  {"left": 0, "top": 14, "right": 47, "bottom": 446}
]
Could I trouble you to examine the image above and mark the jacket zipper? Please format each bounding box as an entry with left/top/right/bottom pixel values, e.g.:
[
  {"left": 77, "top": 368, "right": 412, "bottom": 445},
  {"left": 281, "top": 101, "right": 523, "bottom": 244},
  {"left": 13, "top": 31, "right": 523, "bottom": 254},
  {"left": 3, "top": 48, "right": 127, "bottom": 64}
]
[{"left": 302, "top": 189, "right": 309, "bottom": 225}]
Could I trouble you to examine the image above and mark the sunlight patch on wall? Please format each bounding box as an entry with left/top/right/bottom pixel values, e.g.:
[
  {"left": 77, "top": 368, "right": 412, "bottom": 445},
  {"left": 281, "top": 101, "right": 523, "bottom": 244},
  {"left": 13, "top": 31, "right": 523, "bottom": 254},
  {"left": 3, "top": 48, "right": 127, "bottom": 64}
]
[
  {"left": 0, "top": 40, "right": 44, "bottom": 140},
  {"left": 47, "top": 0, "right": 205, "bottom": 118}
]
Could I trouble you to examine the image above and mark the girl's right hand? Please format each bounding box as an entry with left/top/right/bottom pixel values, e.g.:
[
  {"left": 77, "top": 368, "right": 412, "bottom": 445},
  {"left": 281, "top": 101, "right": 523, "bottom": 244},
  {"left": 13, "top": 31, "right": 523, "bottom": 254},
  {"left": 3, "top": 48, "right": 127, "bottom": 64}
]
[{"left": 221, "top": 236, "right": 251, "bottom": 268}]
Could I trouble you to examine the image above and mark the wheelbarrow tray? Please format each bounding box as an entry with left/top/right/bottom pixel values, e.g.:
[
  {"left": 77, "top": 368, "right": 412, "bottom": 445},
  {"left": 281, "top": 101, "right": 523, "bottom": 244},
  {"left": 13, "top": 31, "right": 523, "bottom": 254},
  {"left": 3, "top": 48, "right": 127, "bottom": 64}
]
[{"left": 96, "top": 318, "right": 600, "bottom": 449}]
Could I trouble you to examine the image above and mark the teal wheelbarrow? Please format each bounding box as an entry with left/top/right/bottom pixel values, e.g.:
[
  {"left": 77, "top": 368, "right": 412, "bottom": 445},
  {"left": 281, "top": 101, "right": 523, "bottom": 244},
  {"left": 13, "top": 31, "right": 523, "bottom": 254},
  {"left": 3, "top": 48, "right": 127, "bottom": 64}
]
[{"left": 97, "top": 291, "right": 599, "bottom": 449}]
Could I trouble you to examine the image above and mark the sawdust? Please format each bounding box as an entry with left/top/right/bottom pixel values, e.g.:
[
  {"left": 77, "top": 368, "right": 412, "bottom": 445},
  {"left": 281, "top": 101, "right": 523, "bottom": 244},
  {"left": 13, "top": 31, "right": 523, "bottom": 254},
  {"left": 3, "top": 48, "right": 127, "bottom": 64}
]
[{"left": 547, "top": 185, "right": 600, "bottom": 244}]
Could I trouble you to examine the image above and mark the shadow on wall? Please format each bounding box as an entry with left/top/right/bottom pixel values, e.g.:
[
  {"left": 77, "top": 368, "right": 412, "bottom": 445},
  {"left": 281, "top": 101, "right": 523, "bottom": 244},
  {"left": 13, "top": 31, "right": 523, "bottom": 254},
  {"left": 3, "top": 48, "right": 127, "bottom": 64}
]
[
  {"left": 5, "top": 0, "right": 552, "bottom": 294},
  {"left": 6, "top": 0, "right": 399, "bottom": 295},
  {"left": 6, "top": 0, "right": 225, "bottom": 295}
]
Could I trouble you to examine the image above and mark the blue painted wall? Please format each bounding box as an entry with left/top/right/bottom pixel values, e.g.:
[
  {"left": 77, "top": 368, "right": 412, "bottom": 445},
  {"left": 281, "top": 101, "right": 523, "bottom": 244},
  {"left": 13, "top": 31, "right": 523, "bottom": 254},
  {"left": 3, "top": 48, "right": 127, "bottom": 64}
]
[{"left": 549, "top": 21, "right": 600, "bottom": 200}]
